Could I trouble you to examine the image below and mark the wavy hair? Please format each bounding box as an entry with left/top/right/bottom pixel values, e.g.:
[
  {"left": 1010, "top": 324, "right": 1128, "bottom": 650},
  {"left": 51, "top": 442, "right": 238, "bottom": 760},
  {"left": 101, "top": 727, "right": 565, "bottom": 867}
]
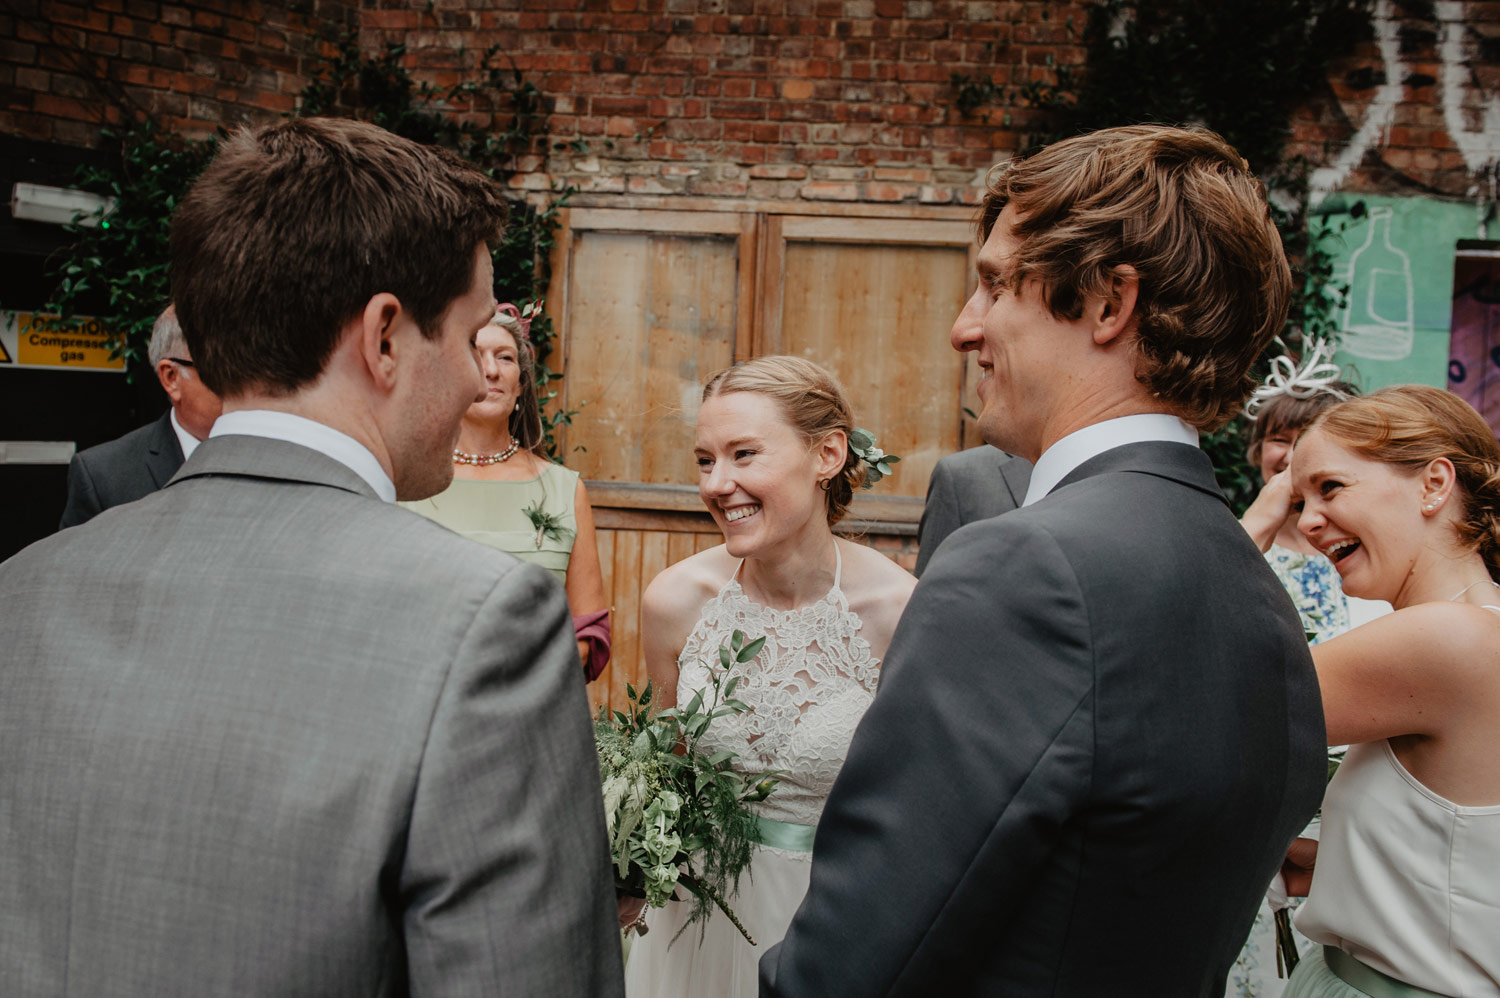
[{"left": 979, "top": 125, "right": 1291, "bottom": 431}]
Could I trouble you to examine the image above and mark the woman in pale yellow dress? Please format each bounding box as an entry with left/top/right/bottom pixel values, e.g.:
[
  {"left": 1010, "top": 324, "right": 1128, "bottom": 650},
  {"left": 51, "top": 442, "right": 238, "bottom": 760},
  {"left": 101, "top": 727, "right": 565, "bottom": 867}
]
[{"left": 404, "top": 305, "right": 610, "bottom": 679}]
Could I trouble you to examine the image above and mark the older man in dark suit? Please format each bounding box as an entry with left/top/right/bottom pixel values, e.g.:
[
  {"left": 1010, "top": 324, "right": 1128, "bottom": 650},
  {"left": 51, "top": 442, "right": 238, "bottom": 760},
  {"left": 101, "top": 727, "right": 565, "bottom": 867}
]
[
  {"left": 763, "top": 125, "right": 1326, "bottom": 996},
  {"left": 59, "top": 306, "right": 222, "bottom": 528}
]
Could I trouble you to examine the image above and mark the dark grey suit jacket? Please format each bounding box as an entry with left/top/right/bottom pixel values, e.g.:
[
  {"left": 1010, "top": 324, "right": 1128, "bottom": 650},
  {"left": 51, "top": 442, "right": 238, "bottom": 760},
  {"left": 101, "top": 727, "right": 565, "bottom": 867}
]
[
  {"left": 59, "top": 410, "right": 184, "bottom": 529},
  {"left": 914, "top": 444, "right": 1032, "bottom": 577},
  {"left": 762, "top": 441, "right": 1326, "bottom": 997},
  {"left": 2, "top": 435, "right": 624, "bottom": 997}
]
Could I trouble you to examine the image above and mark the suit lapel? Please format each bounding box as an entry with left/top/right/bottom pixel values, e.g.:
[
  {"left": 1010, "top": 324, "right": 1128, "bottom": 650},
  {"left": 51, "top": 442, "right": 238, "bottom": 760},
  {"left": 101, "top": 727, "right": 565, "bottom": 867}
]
[
  {"left": 998, "top": 456, "right": 1032, "bottom": 508},
  {"left": 144, "top": 411, "right": 185, "bottom": 489},
  {"left": 1052, "top": 441, "right": 1229, "bottom": 508}
]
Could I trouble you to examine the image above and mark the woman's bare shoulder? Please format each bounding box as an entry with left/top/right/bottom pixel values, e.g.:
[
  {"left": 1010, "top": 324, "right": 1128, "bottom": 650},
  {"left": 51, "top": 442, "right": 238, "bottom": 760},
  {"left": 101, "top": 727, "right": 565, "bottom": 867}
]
[
  {"left": 643, "top": 545, "right": 737, "bottom": 627},
  {"left": 839, "top": 540, "right": 917, "bottom": 601},
  {"left": 837, "top": 541, "right": 917, "bottom": 657},
  {"left": 1324, "top": 599, "right": 1500, "bottom": 682}
]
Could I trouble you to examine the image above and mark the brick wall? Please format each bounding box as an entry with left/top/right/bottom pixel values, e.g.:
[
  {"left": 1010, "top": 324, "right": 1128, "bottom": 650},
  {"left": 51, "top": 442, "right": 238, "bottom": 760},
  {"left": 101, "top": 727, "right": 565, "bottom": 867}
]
[
  {"left": 362, "top": 0, "right": 1088, "bottom": 205},
  {"left": 1286, "top": 0, "right": 1500, "bottom": 202},
  {"left": 1, "top": 0, "right": 355, "bottom": 149},
  {"left": 6, "top": 1, "right": 1500, "bottom": 206}
]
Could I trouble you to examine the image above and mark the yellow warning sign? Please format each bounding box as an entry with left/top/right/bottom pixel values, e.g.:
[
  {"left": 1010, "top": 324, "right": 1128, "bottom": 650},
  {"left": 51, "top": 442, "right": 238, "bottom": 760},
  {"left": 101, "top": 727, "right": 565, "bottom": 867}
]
[{"left": 0, "top": 313, "right": 126, "bottom": 373}]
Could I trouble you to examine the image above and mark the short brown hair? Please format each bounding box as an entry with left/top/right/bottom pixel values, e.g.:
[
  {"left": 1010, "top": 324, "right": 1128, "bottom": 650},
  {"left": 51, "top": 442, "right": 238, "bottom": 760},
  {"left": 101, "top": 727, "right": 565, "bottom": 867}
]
[
  {"left": 171, "top": 117, "right": 509, "bottom": 397},
  {"left": 702, "top": 356, "right": 866, "bottom": 526},
  {"left": 1310, "top": 385, "right": 1500, "bottom": 579},
  {"left": 979, "top": 125, "right": 1292, "bottom": 431}
]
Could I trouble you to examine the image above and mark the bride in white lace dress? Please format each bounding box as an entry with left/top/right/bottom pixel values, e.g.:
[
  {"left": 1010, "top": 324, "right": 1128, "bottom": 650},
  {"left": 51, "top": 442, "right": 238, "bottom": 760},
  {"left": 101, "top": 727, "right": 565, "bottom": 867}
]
[{"left": 622, "top": 356, "right": 916, "bottom": 998}]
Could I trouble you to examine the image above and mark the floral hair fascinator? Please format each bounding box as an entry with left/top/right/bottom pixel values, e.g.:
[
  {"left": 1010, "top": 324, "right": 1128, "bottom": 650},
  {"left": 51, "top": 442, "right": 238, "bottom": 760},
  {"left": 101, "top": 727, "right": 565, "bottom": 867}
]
[
  {"left": 493, "top": 299, "right": 544, "bottom": 341},
  {"left": 1245, "top": 336, "right": 1350, "bottom": 419}
]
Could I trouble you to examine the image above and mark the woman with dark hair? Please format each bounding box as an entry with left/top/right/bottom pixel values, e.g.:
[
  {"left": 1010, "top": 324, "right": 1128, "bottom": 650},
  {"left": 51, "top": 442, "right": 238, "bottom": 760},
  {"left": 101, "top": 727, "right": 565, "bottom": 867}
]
[
  {"left": 1231, "top": 380, "right": 1382, "bottom": 997},
  {"left": 1241, "top": 380, "right": 1374, "bottom": 643},
  {"left": 1280, "top": 385, "right": 1500, "bottom": 997},
  {"left": 623, "top": 356, "right": 915, "bottom": 997},
  {"left": 404, "top": 304, "right": 610, "bottom": 679}
]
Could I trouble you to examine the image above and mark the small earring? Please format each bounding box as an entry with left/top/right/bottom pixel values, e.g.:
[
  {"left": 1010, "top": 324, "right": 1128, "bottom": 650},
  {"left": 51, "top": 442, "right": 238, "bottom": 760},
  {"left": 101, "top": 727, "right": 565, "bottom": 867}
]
[{"left": 1424, "top": 502, "right": 1436, "bottom": 512}]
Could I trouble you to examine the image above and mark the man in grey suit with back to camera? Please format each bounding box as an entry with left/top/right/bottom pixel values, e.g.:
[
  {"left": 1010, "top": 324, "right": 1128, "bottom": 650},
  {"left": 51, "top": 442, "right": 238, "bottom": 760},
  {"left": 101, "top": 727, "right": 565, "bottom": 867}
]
[
  {"left": 1, "top": 118, "right": 623, "bottom": 996},
  {"left": 59, "top": 305, "right": 223, "bottom": 528},
  {"left": 762, "top": 125, "right": 1327, "bottom": 996}
]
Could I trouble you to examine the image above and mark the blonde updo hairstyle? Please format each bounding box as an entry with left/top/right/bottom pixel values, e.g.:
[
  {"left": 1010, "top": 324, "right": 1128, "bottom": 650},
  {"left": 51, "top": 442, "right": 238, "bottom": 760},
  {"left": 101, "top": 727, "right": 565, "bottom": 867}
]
[
  {"left": 701, "top": 356, "right": 866, "bottom": 526},
  {"left": 1308, "top": 384, "right": 1500, "bottom": 580}
]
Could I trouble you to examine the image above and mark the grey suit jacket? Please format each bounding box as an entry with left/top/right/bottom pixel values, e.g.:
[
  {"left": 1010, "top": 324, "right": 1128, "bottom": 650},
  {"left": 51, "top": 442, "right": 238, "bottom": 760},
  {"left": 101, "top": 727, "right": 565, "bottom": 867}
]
[
  {"left": 59, "top": 410, "right": 184, "bottom": 529},
  {"left": 2, "top": 435, "right": 623, "bottom": 997},
  {"left": 914, "top": 444, "right": 1032, "bottom": 577},
  {"left": 762, "top": 441, "right": 1326, "bottom": 997}
]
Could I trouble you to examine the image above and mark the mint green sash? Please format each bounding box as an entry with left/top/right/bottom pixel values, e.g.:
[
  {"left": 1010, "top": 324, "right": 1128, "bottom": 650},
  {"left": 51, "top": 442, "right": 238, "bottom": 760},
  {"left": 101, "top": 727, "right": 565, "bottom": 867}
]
[
  {"left": 1324, "top": 947, "right": 1446, "bottom": 998},
  {"left": 750, "top": 816, "right": 816, "bottom": 852}
]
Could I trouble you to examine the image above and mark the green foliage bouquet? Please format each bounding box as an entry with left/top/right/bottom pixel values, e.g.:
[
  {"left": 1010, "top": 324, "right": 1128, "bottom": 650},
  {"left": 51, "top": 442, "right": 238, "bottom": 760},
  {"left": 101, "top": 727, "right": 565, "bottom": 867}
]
[{"left": 596, "top": 630, "right": 778, "bottom": 943}]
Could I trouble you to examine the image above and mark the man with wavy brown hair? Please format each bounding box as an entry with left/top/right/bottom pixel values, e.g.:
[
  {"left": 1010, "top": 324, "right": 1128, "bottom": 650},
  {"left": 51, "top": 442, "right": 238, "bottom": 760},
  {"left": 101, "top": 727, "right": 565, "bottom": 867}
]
[
  {"left": 764, "top": 126, "right": 1326, "bottom": 996},
  {"left": 0, "top": 118, "right": 623, "bottom": 997}
]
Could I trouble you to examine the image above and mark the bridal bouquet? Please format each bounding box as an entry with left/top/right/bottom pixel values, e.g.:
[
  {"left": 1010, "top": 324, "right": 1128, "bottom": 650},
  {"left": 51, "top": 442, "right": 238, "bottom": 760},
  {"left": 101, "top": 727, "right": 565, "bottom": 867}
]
[{"left": 596, "top": 630, "right": 778, "bottom": 943}]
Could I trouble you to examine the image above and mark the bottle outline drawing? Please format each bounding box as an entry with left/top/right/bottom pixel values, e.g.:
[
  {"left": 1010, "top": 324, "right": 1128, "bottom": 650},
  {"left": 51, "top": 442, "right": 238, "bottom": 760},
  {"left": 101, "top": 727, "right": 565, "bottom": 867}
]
[{"left": 1338, "top": 206, "right": 1415, "bottom": 361}]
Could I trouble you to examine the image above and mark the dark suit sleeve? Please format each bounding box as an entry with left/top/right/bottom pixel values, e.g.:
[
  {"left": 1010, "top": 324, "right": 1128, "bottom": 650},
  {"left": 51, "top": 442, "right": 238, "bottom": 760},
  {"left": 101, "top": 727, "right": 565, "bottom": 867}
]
[
  {"left": 761, "top": 519, "right": 1094, "bottom": 997},
  {"left": 400, "top": 563, "right": 623, "bottom": 998},
  {"left": 59, "top": 454, "right": 103, "bottom": 530},
  {"left": 913, "top": 458, "right": 962, "bottom": 578}
]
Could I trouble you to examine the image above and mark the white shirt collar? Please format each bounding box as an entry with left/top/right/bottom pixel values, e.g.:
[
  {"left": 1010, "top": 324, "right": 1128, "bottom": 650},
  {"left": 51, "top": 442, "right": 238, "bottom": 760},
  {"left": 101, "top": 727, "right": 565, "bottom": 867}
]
[
  {"left": 208, "top": 409, "right": 396, "bottom": 503},
  {"left": 1022, "top": 413, "right": 1199, "bottom": 507},
  {"left": 168, "top": 408, "right": 202, "bottom": 461}
]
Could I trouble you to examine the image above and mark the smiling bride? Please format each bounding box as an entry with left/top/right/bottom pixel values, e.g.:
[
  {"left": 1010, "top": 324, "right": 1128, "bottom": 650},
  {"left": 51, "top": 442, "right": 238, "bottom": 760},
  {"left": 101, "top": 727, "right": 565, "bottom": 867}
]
[{"left": 621, "top": 356, "right": 916, "bottom": 998}]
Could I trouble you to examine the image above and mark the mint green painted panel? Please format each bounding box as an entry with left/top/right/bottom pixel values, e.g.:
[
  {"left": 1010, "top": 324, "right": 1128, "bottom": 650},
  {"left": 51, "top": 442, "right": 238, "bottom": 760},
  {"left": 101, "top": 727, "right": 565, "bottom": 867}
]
[{"left": 1311, "top": 194, "right": 1481, "bottom": 390}]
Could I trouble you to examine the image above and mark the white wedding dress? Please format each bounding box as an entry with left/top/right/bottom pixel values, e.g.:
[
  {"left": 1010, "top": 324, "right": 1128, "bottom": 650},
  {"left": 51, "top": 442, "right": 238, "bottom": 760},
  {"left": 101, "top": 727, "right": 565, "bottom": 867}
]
[{"left": 624, "top": 542, "right": 880, "bottom": 997}]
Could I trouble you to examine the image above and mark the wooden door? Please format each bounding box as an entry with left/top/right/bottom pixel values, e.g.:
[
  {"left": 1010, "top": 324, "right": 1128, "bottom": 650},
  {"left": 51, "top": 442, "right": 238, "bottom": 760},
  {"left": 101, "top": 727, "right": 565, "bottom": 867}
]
[
  {"left": 760, "top": 215, "right": 977, "bottom": 500},
  {"left": 548, "top": 201, "right": 977, "bottom": 714}
]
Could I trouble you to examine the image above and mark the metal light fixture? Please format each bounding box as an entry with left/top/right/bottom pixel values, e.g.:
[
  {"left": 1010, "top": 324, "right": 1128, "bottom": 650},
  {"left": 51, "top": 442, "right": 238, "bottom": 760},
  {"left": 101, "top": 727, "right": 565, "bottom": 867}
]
[{"left": 9, "top": 182, "right": 117, "bottom": 227}]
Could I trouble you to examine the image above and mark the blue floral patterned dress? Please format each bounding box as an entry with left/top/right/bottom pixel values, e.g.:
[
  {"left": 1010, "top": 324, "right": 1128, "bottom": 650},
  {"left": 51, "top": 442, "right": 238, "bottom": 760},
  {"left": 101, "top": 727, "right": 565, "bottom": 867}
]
[{"left": 1226, "top": 544, "right": 1350, "bottom": 998}]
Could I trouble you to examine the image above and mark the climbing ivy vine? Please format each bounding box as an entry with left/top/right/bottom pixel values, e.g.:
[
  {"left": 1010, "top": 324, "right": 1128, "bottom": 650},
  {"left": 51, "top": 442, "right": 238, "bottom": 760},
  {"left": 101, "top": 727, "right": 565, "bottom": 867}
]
[{"left": 41, "top": 31, "right": 577, "bottom": 455}]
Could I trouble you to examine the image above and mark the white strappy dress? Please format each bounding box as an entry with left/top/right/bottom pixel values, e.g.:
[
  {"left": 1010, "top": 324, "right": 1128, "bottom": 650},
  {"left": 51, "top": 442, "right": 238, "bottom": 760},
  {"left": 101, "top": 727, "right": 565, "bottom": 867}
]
[{"left": 624, "top": 541, "right": 880, "bottom": 998}]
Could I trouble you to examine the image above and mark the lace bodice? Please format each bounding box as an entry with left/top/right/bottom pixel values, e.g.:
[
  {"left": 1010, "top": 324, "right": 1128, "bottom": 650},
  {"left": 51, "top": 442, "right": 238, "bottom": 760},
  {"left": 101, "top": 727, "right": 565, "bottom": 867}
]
[{"left": 677, "top": 544, "right": 880, "bottom": 827}]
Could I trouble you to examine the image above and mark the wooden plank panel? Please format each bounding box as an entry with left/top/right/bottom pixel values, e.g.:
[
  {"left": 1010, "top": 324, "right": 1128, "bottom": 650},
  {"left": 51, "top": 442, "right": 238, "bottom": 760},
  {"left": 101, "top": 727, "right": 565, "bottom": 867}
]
[
  {"left": 567, "top": 192, "right": 975, "bottom": 221},
  {"left": 735, "top": 213, "right": 759, "bottom": 361},
  {"left": 757, "top": 215, "right": 786, "bottom": 356},
  {"left": 563, "top": 231, "right": 647, "bottom": 479},
  {"left": 640, "top": 234, "right": 739, "bottom": 484},
  {"left": 640, "top": 531, "right": 671, "bottom": 610},
  {"left": 562, "top": 230, "right": 738, "bottom": 486},
  {"left": 667, "top": 531, "right": 699, "bottom": 568},
  {"left": 637, "top": 531, "right": 671, "bottom": 704},
  {"left": 779, "top": 240, "right": 970, "bottom": 498},
  {"left": 780, "top": 216, "right": 973, "bottom": 245},
  {"left": 609, "top": 529, "right": 644, "bottom": 714},
  {"left": 569, "top": 207, "right": 745, "bottom": 235}
]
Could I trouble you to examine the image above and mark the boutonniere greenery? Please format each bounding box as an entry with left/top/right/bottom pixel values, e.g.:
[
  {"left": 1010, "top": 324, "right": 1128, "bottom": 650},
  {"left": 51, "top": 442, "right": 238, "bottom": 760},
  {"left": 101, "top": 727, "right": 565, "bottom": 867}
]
[
  {"left": 848, "top": 427, "right": 900, "bottom": 488},
  {"left": 523, "top": 501, "right": 573, "bottom": 550}
]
